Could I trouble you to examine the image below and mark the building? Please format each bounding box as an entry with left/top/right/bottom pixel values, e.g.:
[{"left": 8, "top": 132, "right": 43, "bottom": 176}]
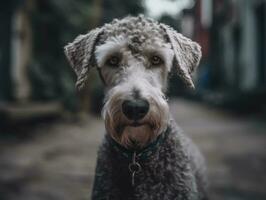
[{"left": 184, "top": 0, "right": 266, "bottom": 109}]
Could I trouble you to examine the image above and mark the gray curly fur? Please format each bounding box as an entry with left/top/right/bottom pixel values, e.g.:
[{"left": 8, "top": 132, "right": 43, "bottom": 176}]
[
  {"left": 64, "top": 15, "right": 201, "bottom": 89},
  {"left": 92, "top": 119, "right": 208, "bottom": 200},
  {"left": 64, "top": 15, "right": 208, "bottom": 200}
]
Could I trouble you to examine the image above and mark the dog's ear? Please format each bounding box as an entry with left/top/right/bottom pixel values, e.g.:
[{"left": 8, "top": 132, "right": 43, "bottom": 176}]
[
  {"left": 64, "top": 28, "right": 103, "bottom": 89},
  {"left": 161, "top": 24, "right": 202, "bottom": 89}
]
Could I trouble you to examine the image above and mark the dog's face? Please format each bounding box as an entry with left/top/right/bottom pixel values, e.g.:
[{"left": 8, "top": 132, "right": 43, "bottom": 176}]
[{"left": 64, "top": 16, "right": 201, "bottom": 149}]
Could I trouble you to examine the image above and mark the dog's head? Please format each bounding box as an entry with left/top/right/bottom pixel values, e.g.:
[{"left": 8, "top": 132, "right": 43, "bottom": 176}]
[{"left": 64, "top": 15, "right": 201, "bottom": 149}]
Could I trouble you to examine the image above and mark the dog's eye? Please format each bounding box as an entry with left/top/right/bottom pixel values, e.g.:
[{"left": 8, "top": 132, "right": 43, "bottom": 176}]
[
  {"left": 150, "top": 55, "right": 163, "bottom": 66},
  {"left": 106, "top": 55, "right": 120, "bottom": 66}
]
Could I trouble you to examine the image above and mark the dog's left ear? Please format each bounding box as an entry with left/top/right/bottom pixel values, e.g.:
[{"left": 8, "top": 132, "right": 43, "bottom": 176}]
[
  {"left": 161, "top": 24, "right": 202, "bottom": 89},
  {"left": 64, "top": 28, "right": 103, "bottom": 89}
]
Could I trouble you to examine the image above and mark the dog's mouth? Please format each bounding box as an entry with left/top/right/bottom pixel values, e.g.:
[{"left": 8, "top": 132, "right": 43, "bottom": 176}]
[
  {"left": 120, "top": 123, "right": 155, "bottom": 149},
  {"left": 131, "top": 121, "right": 144, "bottom": 127},
  {"left": 116, "top": 121, "right": 154, "bottom": 133}
]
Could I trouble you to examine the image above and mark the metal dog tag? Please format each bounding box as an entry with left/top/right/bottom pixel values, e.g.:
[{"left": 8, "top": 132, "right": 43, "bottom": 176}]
[{"left": 129, "top": 152, "right": 141, "bottom": 186}]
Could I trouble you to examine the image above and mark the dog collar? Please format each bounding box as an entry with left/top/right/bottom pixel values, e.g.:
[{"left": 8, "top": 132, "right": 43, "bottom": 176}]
[
  {"left": 107, "top": 127, "right": 170, "bottom": 186},
  {"left": 106, "top": 126, "right": 170, "bottom": 161}
]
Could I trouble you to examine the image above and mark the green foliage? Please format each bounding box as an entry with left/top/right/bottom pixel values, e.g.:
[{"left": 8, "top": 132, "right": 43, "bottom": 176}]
[{"left": 29, "top": 0, "right": 94, "bottom": 110}]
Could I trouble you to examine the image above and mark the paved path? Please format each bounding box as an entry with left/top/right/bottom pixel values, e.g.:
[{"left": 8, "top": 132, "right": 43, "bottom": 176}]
[
  {"left": 0, "top": 99, "right": 265, "bottom": 200},
  {"left": 171, "top": 100, "right": 266, "bottom": 200}
]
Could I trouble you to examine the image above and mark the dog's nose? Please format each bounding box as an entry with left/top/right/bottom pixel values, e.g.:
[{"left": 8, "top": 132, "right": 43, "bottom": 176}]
[{"left": 122, "top": 99, "right": 149, "bottom": 121}]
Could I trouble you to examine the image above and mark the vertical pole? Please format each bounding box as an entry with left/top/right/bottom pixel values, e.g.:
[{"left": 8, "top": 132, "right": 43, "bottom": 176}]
[{"left": 10, "top": 0, "right": 33, "bottom": 102}]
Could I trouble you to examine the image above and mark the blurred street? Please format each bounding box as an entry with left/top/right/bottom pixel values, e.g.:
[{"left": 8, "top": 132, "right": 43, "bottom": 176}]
[{"left": 0, "top": 99, "right": 265, "bottom": 200}]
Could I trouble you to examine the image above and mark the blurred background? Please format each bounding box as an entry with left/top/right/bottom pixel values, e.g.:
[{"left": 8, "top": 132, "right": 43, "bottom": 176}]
[{"left": 0, "top": 0, "right": 266, "bottom": 199}]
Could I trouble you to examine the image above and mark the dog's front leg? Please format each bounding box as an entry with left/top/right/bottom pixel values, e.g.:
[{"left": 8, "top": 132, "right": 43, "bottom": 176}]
[
  {"left": 91, "top": 145, "right": 114, "bottom": 200},
  {"left": 91, "top": 141, "right": 134, "bottom": 200}
]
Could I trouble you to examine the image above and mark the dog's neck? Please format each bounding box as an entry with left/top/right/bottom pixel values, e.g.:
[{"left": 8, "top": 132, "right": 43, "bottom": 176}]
[{"left": 106, "top": 125, "right": 170, "bottom": 160}]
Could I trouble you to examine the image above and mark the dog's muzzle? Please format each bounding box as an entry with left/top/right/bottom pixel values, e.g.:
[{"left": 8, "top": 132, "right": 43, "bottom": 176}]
[{"left": 122, "top": 99, "right": 149, "bottom": 122}]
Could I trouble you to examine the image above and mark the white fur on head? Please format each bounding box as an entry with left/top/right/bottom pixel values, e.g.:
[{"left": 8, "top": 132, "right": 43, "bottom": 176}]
[
  {"left": 95, "top": 35, "right": 127, "bottom": 67},
  {"left": 64, "top": 28, "right": 103, "bottom": 89},
  {"left": 161, "top": 24, "right": 202, "bottom": 89},
  {"left": 95, "top": 35, "right": 174, "bottom": 89}
]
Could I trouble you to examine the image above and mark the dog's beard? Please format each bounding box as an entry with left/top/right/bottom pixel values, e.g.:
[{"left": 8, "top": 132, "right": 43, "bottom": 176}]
[{"left": 103, "top": 96, "right": 169, "bottom": 149}]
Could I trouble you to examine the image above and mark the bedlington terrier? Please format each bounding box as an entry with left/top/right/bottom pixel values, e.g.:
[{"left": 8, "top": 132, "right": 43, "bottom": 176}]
[{"left": 64, "top": 15, "right": 208, "bottom": 200}]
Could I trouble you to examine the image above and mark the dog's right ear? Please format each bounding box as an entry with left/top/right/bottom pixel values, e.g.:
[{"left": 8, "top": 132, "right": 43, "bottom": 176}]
[{"left": 64, "top": 28, "right": 103, "bottom": 89}]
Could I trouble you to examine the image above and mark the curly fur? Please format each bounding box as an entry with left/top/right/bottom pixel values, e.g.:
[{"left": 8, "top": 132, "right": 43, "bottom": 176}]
[
  {"left": 64, "top": 15, "right": 208, "bottom": 200},
  {"left": 64, "top": 15, "right": 201, "bottom": 89},
  {"left": 92, "top": 119, "right": 208, "bottom": 200}
]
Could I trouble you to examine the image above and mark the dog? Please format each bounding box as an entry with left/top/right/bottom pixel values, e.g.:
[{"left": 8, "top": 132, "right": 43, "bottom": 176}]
[{"left": 64, "top": 15, "right": 208, "bottom": 200}]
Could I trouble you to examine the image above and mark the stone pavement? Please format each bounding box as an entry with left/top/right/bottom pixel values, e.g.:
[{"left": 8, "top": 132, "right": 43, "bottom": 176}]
[{"left": 0, "top": 99, "right": 265, "bottom": 200}]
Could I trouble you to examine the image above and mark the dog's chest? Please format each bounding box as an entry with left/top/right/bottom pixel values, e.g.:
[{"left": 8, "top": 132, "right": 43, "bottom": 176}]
[{"left": 107, "top": 135, "right": 190, "bottom": 199}]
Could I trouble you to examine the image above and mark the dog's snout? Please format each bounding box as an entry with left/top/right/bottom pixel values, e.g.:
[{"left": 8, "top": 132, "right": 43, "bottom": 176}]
[{"left": 122, "top": 99, "right": 149, "bottom": 121}]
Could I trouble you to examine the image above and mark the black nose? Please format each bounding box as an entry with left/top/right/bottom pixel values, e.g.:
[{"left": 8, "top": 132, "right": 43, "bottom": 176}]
[{"left": 122, "top": 99, "right": 149, "bottom": 121}]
